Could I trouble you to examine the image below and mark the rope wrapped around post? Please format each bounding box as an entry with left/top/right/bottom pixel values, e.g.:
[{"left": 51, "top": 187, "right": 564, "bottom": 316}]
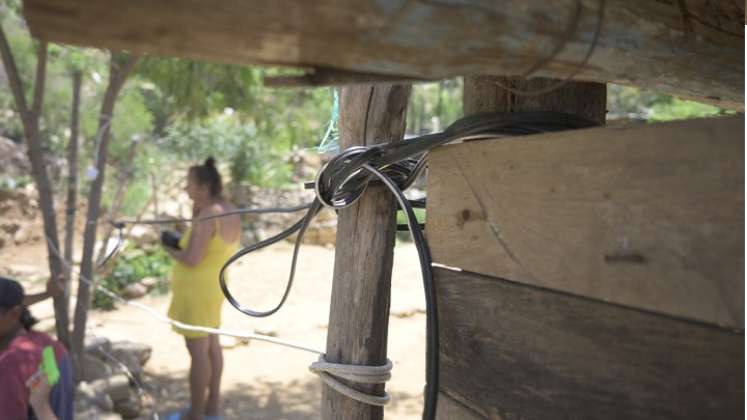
[{"left": 309, "top": 356, "right": 393, "bottom": 407}]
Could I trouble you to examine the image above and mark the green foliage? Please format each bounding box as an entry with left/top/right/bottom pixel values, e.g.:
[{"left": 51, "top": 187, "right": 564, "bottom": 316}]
[
  {"left": 396, "top": 208, "right": 426, "bottom": 225},
  {"left": 649, "top": 97, "right": 731, "bottom": 122},
  {"left": 606, "top": 84, "right": 732, "bottom": 122},
  {"left": 0, "top": 174, "right": 32, "bottom": 190},
  {"left": 93, "top": 247, "right": 171, "bottom": 310},
  {"left": 407, "top": 79, "right": 463, "bottom": 135},
  {"left": 160, "top": 115, "right": 294, "bottom": 188}
]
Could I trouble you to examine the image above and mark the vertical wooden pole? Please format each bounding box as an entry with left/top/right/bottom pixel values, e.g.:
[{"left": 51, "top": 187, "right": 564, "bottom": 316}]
[
  {"left": 433, "top": 75, "right": 606, "bottom": 418},
  {"left": 463, "top": 76, "right": 606, "bottom": 123},
  {"left": 322, "top": 84, "right": 411, "bottom": 420}
]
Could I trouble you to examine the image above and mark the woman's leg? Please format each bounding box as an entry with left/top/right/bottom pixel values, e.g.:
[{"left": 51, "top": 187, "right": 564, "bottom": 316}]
[
  {"left": 185, "top": 336, "right": 211, "bottom": 420},
  {"left": 205, "top": 334, "right": 223, "bottom": 416}
]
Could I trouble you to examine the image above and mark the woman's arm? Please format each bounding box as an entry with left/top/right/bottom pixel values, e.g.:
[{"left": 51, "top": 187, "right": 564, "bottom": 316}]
[{"left": 164, "top": 211, "right": 214, "bottom": 267}]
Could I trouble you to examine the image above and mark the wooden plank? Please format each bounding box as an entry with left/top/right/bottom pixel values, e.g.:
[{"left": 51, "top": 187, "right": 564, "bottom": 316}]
[
  {"left": 426, "top": 116, "right": 745, "bottom": 329},
  {"left": 435, "top": 267, "right": 745, "bottom": 419},
  {"left": 463, "top": 76, "right": 607, "bottom": 124},
  {"left": 22, "top": 0, "right": 744, "bottom": 110},
  {"left": 322, "top": 84, "right": 411, "bottom": 419},
  {"left": 436, "top": 391, "right": 485, "bottom": 420}
]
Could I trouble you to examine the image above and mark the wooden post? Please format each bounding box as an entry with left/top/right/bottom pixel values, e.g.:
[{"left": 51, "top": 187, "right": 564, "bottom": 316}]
[
  {"left": 431, "top": 75, "right": 606, "bottom": 418},
  {"left": 321, "top": 84, "right": 411, "bottom": 420},
  {"left": 463, "top": 76, "right": 606, "bottom": 123}
]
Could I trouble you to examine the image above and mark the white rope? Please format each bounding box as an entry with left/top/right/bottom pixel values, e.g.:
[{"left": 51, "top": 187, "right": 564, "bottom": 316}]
[
  {"left": 309, "top": 356, "right": 392, "bottom": 406},
  {"left": 45, "top": 236, "right": 323, "bottom": 355},
  {"left": 47, "top": 236, "right": 394, "bottom": 406}
]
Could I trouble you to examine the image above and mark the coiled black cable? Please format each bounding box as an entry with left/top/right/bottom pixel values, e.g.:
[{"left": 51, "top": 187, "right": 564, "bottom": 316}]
[{"left": 218, "top": 111, "right": 599, "bottom": 420}]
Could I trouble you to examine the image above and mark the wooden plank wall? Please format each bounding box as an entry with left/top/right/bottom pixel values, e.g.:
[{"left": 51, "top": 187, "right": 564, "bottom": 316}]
[
  {"left": 434, "top": 267, "right": 744, "bottom": 419},
  {"left": 428, "top": 116, "right": 744, "bottom": 329},
  {"left": 427, "top": 116, "right": 745, "bottom": 418}
]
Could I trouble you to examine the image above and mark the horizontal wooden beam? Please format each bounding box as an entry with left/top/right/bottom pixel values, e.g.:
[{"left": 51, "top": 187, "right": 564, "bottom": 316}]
[
  {"left": 435, "top": 267, "right": 744, "bottom": 419},
  {"left": 427, "top": 116, "right": 744, "bottom": 329},
  {"left": 23, "top": 0, "right": 744, "bottom": 109},
  {"left": 263, "top": 67, "right": 430, "bottom": 87}
]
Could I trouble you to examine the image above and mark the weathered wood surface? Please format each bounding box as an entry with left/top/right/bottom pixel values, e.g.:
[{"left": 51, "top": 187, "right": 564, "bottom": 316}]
[
  {"left": 23, "top": 0, "right": 744, "bottom": 109},
  {"left": 435, "top": 267, "right": 744, "bottom": 419},
  {"left": 322, "top": 84, "right": 411, "bottom": 419},
  {"left": 436, "top": 391, "right": 484, "bottom": 420},
  {"left": 427, "top": 116, "right": 745, "bottom": 329},
  {"left": 463, "top": 76, "right": 607, "bottom": 123}
]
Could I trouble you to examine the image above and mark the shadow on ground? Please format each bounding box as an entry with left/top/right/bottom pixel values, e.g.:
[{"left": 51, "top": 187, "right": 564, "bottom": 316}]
[{"left": 141, "top": 371, "right": 422, "bottom": 419}]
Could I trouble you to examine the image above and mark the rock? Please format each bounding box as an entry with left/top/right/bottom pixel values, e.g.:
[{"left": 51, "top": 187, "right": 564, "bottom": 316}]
[
  {"left": 1, "top": 221, "right": 20, "bottom": 234},
  {"left": 90, "top": 374, "right": 132, "bottom": 403},
  {"left": 0, "top": 136, "right": 30, "bottom": 177},
  {"left": 109, "top": 351, "right": 143, "bottom": 381},
  {"left": 81, "top": 354, "right": 113, "bottom": 382},
  {"left": 122, "top": 283, "right": 147, "bottom": 299},
  {"left": 315, "top": 208, "right": 337, "bottom": 223},
  {"left": 113, "top": 389, "right": 143, "bottom": 419},
  {"left": 129, "top": 226, "right": 159, "bottom": 247},
  {"left": 139, "top": 277, "right": 159, "bottom": 290},
  {"left": 254, "top": 326, "right": 278, "bottom": 337},
  {"left": 84, "top": 335, "right": 112, "bottom": 358},
  {"left": 13, "top": 225, "right": 31, "bottom": 245},
  {"left": 6, "top": 263, "right": 43, "bottom": 278},
  {"left": 77, "top": 381, "right": 114, "bottom": 411},
  {"left": 111, "top": 341, "right": 152, "bottom": 366},
  {"left": 75, "top": 402, "right": 122, "bottom": 420}
]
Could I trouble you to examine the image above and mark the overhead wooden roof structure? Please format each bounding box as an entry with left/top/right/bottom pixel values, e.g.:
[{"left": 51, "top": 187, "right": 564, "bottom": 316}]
[
  {"left": 17, "top": 2, "right": 746, "bottom": 419},
  {"left": 22, "top": 0, "right": 745, "bottom": 110}
]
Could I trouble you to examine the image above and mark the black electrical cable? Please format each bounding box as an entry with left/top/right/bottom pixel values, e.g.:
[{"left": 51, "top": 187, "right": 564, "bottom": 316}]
[
  {"left": 98, "top": 204, "right": 313, "bottom": 269},
  {"left": 217, "top": 111, "right": 599, "bottom": 420},
  {"left": 362, "top": 163, "right": 439, "bottom": 420},
  {"left": 93, "top": 111, "right": 598, "bottom": 419}
]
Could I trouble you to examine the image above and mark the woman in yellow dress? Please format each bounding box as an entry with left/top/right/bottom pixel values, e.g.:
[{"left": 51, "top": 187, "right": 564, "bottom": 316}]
[{"left": 164, "top": 157, "right": 240, "bottom": 420}]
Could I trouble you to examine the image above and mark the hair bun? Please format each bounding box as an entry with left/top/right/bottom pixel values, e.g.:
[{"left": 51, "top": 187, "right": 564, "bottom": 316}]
[{"left": 205, "top": 157, "right": 216, "bottom": 168}]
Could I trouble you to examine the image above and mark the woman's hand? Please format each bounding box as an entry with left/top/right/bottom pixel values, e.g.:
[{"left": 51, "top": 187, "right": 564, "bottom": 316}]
[
  {"left": 165, "top": 209, "right": 213, "bottom": 267},
  {"left": 26, "top": 371, "right": 58, "bottom": 420}
]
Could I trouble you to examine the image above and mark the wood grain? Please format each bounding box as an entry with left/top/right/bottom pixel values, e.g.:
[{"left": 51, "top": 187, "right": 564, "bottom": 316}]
[
  {"left": 463, "top": 76, "right": 607, "bottom": 124},
  {"left": 22, "top": 0, "right": 744, "bottom": 109},
  {"left": 427, "top": 116, "right": 745, "bottom": 329},
  {"left": 322, "top": 85, "right": 411, "bottom": 420},
  {"left": 435, "top": 267, "right": 745, "bottom": 419}
]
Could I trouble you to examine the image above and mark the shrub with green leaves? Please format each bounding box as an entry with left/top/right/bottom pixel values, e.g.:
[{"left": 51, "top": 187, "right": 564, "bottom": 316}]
[{"left": 93, "top": 247, "right": 171, "bottom": 310}]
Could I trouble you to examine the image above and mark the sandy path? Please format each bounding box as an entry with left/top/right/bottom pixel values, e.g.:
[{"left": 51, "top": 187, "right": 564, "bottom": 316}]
[{"left": 87, "top": 241, "right": 428, "bottom": 419}]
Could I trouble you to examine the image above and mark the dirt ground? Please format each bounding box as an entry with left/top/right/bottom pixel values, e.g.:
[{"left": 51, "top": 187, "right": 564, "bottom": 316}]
[{"left": 6, "top": 239, "right": 428, "bottom": 419}]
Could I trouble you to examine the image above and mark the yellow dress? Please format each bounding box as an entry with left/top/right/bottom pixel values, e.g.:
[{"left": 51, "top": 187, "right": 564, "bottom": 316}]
[{"left": 167, "top": 220, "right": 239, "bottom": 339}]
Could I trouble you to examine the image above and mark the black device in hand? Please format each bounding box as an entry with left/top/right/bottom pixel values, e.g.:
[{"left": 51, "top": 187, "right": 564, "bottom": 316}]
[{"left": 161, "top": 230, "right": 182, "bottom": 250}]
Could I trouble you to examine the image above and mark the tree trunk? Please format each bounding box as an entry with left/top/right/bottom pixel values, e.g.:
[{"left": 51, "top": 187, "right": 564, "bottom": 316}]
[
  {"left": 71, "top": 53, "right": 139, "bottom": 381},
  {"left": 0, "top": 27, "right": 69, "bottom": 345},
  {"left": 95, "top": 136, "right": 140, "bottom": 264},
  {"left": 23, "top": 0, "right": 744, "bottom": 109},
  {"left": 61, "top": 70, "right": 82, "bottom": 348},
  {"left": 321, "top": 84, "right": 411, "bottom": 420}
]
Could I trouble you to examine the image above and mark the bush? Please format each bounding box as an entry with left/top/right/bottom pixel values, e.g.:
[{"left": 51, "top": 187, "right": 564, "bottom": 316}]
[
  {"left": 396, "top": 208, "right": 426, "bottom": 243},
  {"left": 93, "top": 247, "right": 171, "bottom": 310}
]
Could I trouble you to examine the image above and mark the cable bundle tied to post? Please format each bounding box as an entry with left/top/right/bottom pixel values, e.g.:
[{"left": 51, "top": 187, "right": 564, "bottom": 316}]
[{"left": 218, "top": 111, "right": 599, "bottom": 419}]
